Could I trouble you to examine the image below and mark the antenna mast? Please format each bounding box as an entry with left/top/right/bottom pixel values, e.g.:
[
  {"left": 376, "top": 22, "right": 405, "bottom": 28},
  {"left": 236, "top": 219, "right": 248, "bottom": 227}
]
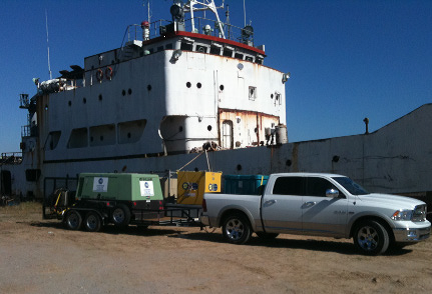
[
  {"left": 45, "top": 9, "right": 52, "bottom": 80},
  {"left": 243, "top": 0, "right": 246, "bottom": 27}
]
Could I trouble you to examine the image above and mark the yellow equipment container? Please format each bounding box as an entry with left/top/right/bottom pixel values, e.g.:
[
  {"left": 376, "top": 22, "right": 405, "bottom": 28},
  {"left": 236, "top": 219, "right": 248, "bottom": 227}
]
[{"left": 177, "top": 171, "right": 222, "bottom": 205}]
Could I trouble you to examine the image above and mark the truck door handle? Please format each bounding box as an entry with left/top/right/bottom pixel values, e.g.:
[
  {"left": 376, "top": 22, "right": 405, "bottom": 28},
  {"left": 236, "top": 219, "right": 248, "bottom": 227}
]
[
  {"left": 304, "top": 201, "right": 317, "bottom": 207},
  {"left": 264, "top": 199, "right": 277, "bottom": 205}
]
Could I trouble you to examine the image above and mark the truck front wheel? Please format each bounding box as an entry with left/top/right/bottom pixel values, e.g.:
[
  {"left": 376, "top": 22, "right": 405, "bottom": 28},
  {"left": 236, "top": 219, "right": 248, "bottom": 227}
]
[
  {"left": 111, "top": 204, "right": 131, "bottom": 228},
  {"left": 222, "top": 213, "right": 251, "bottom": 244},
  {"left": 65, "top": 210, "right": 82, "bottom": 230},
  {"left": 353, "top": 220, "right": 390, "bottom": 255}
]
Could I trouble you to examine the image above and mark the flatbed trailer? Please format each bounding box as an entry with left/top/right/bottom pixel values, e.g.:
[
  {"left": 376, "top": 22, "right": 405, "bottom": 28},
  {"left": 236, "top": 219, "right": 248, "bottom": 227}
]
[{"left": 42, "top": 173, "right": 205, "bottom": 232}]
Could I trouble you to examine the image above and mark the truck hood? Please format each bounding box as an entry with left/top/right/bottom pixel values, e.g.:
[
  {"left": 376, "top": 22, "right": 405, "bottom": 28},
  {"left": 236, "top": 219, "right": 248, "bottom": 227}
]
[{"left": 356, "top": 193, "right": 425, "bottom": 210}]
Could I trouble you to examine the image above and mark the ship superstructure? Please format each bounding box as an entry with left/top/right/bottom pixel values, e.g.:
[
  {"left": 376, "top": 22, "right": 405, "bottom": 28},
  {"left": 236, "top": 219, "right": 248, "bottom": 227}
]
[{"left": 10, "top": 0, "right": 289, "bottom": 198}]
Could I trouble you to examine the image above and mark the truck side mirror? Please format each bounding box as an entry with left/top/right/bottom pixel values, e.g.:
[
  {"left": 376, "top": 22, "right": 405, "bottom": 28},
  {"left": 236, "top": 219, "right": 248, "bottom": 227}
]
[{"left": 326, "top": 189, "right": 339, "bottom": 198}]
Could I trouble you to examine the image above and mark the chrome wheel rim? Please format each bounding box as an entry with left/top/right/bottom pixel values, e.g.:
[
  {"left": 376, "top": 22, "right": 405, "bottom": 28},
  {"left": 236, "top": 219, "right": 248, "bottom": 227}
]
[
  {"left": 86, "top": 214, "right": 98, "bottom": 230},
  {"left": 357, "top": 226, "right": 379, "bottom": 251},
  {"left": 113, "top": 209, "right": 125, "bottom": 223},
  {"left": 225, "top": 218, "right": 244, "bottom": 241},
  {"left": 68, "top": 213, "right": 79, "bottom": 229}
]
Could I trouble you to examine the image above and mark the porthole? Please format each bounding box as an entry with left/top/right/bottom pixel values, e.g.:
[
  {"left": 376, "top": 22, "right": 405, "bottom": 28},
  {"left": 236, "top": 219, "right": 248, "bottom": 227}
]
[
  {"left": 197, "top": 82, "right": 202, "bottom": 89},
  {"left": 207, "top": 125, "right": 212, "bottom": 131},
  {"left": 98, "top": 94, "right": 103, "bottom": 101},
  {"left": 83, "top": 98, "right": 86, "bottom": 104},
  {"left": 194, "top": 167, "right": 199, "bottom": 172},
  {"left": 271, "top": 94, "right": 274, "bottom": 99},
  {"left": 286, "top": 160, "right": 292, "bottom": 167},
  {"left": 128, "top": 88, "right": 132, "bottom": 95},
  {"left": 127, "top": 132, "right": 131, "bottom": 138},
  {"left": 100, "top": 136, "right": 104, "bottom": 141},
  {"left": 186, "top": 82, "right": 191, "bottom": 88},
  {"left": 219, "top": 85, "right": 224, "bottom": 91},
  {"left": 179, "top": 126, "right": 183, "bottom": 132},
  {"left": 236, "top": 164, "right": 242, "bottom": 171},
  {"left": 147, "top": 85, "right": 152, "bottom": 91},
  {"left": 122, "top": 90, "right": 126, "bottom": 96},
  {"left": 68, "top": 101, "right": 72, "bottom": 106}
]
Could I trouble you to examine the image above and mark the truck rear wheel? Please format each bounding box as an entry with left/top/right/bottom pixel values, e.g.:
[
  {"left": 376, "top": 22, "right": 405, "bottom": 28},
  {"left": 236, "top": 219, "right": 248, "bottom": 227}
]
[
  {"left": 222, "top": 213, "right": 251, "bottom": 244},
  {"left": 65, "top": 210, "right": 82, "bottom": 230},
  {"left": 84, "top": 211, "right": 102, "bottom": 232},
  {"left": 111, "top": 204, "right": 131, "bottom": 227},
  {"left": 353, "top": 220, "right": 390, "bottom": 255}
]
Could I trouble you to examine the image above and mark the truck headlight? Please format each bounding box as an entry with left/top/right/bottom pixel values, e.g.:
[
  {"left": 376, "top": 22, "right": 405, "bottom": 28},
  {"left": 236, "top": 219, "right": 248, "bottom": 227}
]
[{"left": 391, "top": 210, "right": 413, "bottom": 221}]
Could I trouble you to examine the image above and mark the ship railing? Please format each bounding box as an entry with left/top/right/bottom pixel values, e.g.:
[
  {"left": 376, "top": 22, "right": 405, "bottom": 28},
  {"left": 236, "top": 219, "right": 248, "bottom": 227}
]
[
  {"left": 122, "top": 17, "right": 254, "bottom": 48},
  {"left": 21, "top": 125, "right": 30, "bottom": 138},
  {"left": 0, "top": 152, "right": 22, "bottom": 165}
]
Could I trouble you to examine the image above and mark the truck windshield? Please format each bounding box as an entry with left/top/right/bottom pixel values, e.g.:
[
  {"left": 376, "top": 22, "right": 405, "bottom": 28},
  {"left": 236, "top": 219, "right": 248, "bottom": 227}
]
[{"left": 332, "top": 177, "right": 369, "bottom": 195}]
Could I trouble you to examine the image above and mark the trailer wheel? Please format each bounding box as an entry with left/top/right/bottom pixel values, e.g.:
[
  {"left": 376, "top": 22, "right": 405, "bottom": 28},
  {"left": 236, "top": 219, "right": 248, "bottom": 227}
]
[
  {"left": 65, "top": 210, "right": 82, "bottom": 230},
  {"left": 84, "top": 211, "right": 102, "bottom": 232},
  {"left": 111, "top": 204, "right": 131, "bottom": 227}
]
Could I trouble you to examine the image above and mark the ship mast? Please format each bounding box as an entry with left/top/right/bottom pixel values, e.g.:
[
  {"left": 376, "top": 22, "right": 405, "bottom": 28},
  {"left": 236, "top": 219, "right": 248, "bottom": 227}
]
[{"left": 181, "top": 0, "right": 225, "bottom": 39}]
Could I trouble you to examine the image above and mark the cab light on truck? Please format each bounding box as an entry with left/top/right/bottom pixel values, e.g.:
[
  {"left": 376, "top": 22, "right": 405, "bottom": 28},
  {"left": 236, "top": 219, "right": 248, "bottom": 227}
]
[{"left": 391, "top": 210, "right": 413, "bottom": 221}]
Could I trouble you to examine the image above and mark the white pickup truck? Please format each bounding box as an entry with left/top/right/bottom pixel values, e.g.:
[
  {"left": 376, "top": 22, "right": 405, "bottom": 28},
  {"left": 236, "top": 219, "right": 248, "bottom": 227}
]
[{"left": 201, "top": 173, "right": 431, "bottom": 255}]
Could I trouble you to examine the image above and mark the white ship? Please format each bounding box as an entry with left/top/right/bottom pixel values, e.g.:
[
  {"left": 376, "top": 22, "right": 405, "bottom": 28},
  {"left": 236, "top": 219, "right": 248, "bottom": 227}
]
[{"left": 1, "top": 0, "right": 432, "bottom": 209}]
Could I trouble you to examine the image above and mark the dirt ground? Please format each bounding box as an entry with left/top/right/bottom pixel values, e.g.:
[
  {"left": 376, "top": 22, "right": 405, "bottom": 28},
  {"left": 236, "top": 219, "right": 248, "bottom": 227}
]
[{"left": 1, "top": 203, "right": 432, "bottom": 294}]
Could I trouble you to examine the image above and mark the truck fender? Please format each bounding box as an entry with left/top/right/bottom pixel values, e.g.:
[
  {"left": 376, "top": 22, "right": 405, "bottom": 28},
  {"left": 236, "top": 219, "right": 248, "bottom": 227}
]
[
  {"left": 346, "top": 211, "right": 395, "bottom": 238},
  {"left": 217, "top": 205, "right": 257, "bottom": 231}
]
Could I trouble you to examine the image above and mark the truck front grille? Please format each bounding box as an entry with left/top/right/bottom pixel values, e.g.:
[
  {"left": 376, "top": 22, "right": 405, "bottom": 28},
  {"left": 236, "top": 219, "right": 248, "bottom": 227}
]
[{"left": 412, "top": 205, "right": 427, "bottom": 222}]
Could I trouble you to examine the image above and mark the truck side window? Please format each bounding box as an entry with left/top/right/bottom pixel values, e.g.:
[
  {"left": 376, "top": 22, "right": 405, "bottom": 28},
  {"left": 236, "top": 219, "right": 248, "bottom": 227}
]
[
  {"left": 273, "top": 177, "right": 304, "bottom": 196},
  {"left": 306, "top": 177, "right": 338, "bottom": 197}
]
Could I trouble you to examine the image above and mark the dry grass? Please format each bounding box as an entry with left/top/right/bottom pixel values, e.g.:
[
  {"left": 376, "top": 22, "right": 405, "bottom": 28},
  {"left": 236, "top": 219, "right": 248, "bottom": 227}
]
[{"left": 0, "top": 201, "right": 42, "bottom": 221}]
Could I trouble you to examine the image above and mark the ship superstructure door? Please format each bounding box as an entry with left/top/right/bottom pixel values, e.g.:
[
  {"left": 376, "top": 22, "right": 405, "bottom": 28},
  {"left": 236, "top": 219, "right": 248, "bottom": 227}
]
[{"left": 221, "top": 120, "right": 233, "bottom": 149}]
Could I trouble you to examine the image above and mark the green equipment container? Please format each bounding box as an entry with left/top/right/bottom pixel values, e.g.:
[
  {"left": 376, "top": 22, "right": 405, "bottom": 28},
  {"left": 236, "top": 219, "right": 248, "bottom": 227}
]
[
  {"left": 223, "top": 175, "right": 269, "bottom": 195},
  {"left": 76, "top": 173, "right": 164, "bottom": 201}
]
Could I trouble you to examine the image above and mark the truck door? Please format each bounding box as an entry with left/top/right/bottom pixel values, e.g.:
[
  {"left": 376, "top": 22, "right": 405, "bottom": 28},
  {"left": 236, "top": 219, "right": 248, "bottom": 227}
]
[
  {"left": 301, "top": 177, "right": 348, "bottom": 237},
  {"left": 261, "top": 176, "right": 304, "bottom": 234}
]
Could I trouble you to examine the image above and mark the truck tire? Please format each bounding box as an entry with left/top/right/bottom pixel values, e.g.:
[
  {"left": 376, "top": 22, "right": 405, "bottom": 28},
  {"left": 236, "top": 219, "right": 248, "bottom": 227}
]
[
  {"left": 111, "top": 204, "right": 131, "bottom": 227},
  {"left": 65, "top": 210, "right": 82, "bottom": 230},
  {"left": 353, "top": 220, "right": 390, "bottom": 255},
  {"left": 222, "top": 213, "right": 252, "bottom": 244},
  {"left": 256, "top": 232, "right": 279, "bottom": 240},
  {"left": 84, "top": 211, "right": 102, "bottom": 232}
]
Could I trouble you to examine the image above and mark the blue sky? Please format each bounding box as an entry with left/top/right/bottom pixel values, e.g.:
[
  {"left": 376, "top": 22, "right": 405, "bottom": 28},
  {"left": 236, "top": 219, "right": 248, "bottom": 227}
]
[{"left": 1, "top": 0, "right": 431, "bottom": 153}]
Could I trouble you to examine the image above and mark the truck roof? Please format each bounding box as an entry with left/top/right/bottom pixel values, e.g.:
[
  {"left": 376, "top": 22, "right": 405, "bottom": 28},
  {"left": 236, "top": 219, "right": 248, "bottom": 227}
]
[{"left": 270, "top": 172, "right": 345, "bottom": 178}]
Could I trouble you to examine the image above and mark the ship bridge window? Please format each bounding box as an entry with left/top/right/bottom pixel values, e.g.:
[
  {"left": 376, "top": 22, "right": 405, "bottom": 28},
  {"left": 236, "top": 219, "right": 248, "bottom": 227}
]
[
  {"left": 235, "top": 53, "right": 244, "bottom": 60},
  {"left": 118, "top": 119, "right": 147, "bottom": 144},
  {"left": 89, "top": 124, "right": 116, "bottom": 147},
  {"left": 196, "top": 45, "right": 207, "bottom": 53},
  {"left": 68, "top": 128, "right": 88, "bottom": 149},
  {"left": 157, "top": 46, "right": 164, "bottom": 52},
  {"left": 210, "top": 46, "right": 221, "bottom": 55},
  {"left": 45, "top": 131, "right": 61, "bottom": 150},
  {"left": 223, "top": 49, "right": 233, "bottom": 58},
  {"left": 181, "top": 42, "right": 193, "bottom": 51},
  {"left": 165, "top": 44, "right": 173, "bottom": 50},
  {"left": 245, "top": 56, "right": 254, "bottom": 62},
  {"left": 275, "top": 92, "right": 282, "bottom": 105},
  {"left": 248, "top": 86, "right": 257, "bottom": 101}
]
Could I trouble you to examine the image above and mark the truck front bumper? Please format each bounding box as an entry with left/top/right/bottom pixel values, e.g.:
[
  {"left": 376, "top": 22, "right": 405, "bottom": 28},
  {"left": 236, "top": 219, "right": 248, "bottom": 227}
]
[{"left": 393, "top": 225, "right": 431, "bottom": 242}]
